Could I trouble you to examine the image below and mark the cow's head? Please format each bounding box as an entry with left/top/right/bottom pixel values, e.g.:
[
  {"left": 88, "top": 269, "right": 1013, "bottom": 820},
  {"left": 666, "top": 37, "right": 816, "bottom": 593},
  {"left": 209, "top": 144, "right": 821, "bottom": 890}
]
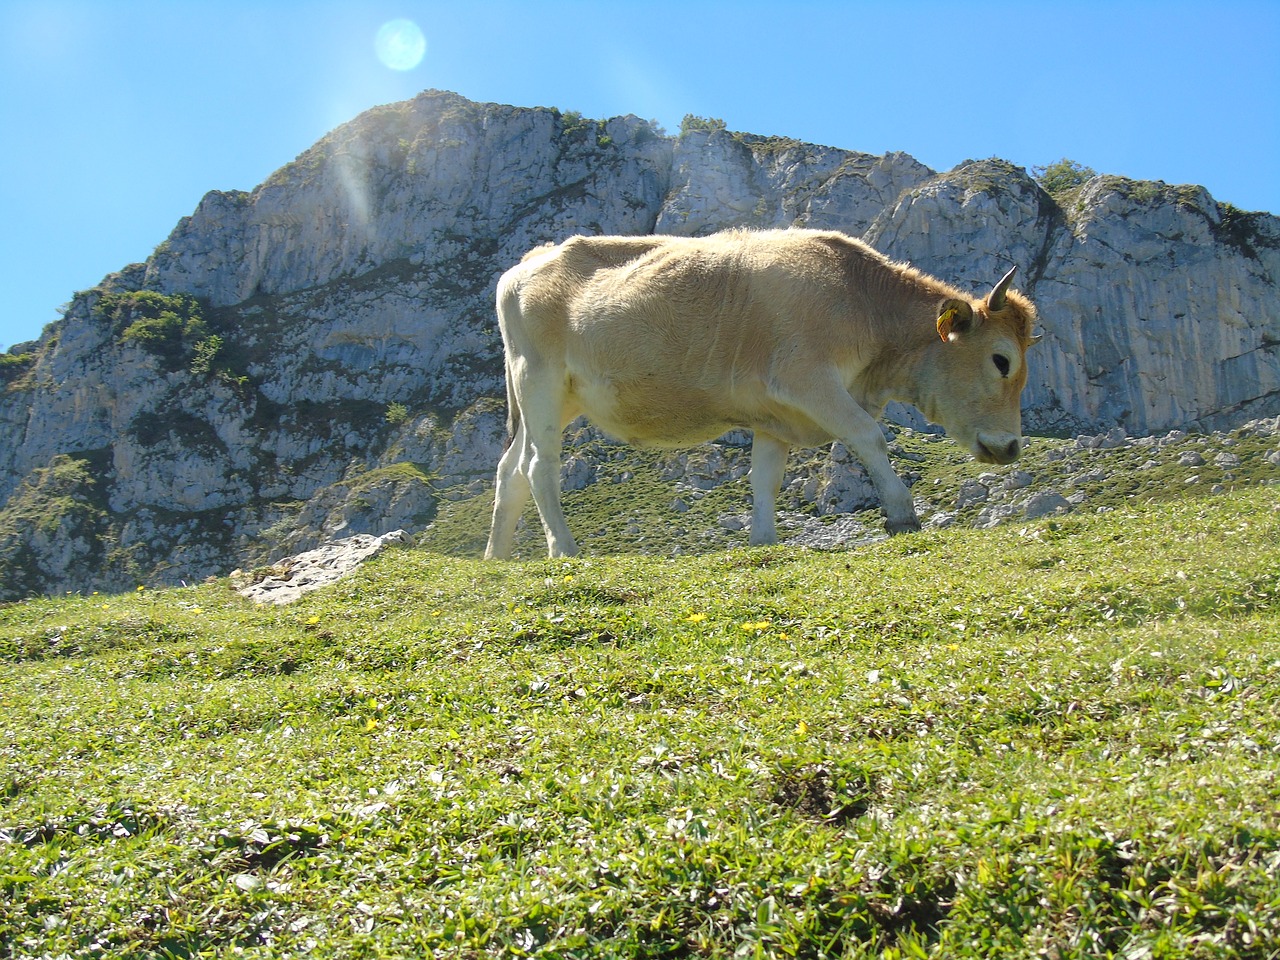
[{"left": 926, "top": 267, "right": 1039, "bottom": 465}]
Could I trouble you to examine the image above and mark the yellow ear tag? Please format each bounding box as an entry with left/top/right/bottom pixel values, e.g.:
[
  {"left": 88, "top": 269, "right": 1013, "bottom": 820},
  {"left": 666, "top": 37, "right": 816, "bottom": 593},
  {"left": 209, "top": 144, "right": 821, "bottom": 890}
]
[{"left": 937, "top": 307, "right": 958, "bottom": 341}]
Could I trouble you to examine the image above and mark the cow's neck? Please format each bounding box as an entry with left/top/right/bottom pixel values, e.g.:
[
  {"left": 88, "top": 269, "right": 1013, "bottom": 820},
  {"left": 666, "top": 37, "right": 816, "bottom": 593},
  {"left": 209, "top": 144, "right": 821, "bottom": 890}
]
[
  {"left": 854, "top": 300, "right": 948, "bottom": 418},
  {"left": 897, "top": 339, "right": 950, "bottom": 426}
]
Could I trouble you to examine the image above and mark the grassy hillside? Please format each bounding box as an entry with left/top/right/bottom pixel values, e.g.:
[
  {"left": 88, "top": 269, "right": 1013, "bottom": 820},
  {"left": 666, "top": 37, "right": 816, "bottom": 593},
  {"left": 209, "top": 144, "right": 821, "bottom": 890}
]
[{"left": 2, "top": 486, "right": 1279, "bottom": 958}]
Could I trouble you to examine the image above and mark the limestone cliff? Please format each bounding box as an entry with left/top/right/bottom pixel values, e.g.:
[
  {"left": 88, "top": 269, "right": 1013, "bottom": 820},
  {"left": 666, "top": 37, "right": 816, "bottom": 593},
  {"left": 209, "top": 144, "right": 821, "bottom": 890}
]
[{"left": 2, "top": 90, "right": 1277, "bottom": 598}]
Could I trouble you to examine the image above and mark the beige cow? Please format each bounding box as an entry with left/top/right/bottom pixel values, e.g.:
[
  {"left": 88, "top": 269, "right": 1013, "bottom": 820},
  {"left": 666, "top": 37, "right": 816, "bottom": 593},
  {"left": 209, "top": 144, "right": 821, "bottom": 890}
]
[{"left": 485, "top": 228, "right": 1039, "bottom": 559}]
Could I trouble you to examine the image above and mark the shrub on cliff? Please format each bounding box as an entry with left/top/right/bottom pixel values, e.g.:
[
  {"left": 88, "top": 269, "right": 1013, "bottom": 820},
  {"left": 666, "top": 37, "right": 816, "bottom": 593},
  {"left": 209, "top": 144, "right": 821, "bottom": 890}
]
[
  {"left": 97, "top": 291, "right": 211, "bottom": 368},
  {"left": 1032, "top": 157, "right": 1097, "bottom": 199}
]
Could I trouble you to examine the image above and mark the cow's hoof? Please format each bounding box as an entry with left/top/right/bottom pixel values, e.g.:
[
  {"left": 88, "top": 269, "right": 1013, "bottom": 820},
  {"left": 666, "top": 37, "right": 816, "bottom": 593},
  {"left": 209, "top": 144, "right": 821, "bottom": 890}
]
[{"left": 885, "top": 516, "right": 922, "bottom": 536}]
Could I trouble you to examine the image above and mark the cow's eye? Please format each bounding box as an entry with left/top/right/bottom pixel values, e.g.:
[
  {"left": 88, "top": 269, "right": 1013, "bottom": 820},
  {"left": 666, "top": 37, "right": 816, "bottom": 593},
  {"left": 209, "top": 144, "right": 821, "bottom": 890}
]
[{"left": 993, "top": 354, "right": 1011, "bottom": 378}]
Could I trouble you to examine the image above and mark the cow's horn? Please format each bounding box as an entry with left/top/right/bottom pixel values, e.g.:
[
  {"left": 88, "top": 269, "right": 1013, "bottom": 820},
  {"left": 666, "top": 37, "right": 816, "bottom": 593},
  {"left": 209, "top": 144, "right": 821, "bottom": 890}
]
[{"left": 989, "top": 265, "right": 1017, "bottom": 311}]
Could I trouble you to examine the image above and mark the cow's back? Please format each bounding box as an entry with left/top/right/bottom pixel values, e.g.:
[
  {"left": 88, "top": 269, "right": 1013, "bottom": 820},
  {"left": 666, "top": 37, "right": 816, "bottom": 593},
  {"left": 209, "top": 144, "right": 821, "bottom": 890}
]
[
  {"left": 497, "top": 236, "right": 670, "bottom": 364},
  {"left": 502, "top": 234, "right": 681, "bottom": 327}
]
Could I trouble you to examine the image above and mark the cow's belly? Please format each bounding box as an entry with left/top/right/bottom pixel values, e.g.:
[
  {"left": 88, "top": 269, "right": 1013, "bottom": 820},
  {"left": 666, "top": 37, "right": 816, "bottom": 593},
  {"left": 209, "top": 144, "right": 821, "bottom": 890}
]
[
  {"left": 569, "top": 374, "right": 732, "bottom": 447},
  {"left": 567, "top": 372, "right": 835, "bottom": 450}
]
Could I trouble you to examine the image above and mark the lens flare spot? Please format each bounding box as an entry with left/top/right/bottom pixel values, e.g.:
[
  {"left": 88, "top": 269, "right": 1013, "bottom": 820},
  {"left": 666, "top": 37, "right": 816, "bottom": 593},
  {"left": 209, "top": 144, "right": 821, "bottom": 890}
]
[{"left": 374, "top": 19, "right": 426, "bottom": 71}]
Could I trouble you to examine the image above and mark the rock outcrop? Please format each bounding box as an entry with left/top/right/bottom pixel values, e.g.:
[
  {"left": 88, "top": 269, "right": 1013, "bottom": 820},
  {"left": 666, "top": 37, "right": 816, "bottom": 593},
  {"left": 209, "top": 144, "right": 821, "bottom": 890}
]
[
  {"left": 1, "top": 90, "right": 1277, "bottom": 598},
  {"left": 232, "top": 529, "right": 411, "bottom": 605}
]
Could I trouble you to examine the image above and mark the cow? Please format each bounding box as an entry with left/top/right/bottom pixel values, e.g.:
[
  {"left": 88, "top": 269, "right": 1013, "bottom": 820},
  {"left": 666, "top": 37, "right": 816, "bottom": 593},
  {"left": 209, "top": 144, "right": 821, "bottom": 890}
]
[{"left": 484, "top": 228, "right": 1039, "bottom": 559}]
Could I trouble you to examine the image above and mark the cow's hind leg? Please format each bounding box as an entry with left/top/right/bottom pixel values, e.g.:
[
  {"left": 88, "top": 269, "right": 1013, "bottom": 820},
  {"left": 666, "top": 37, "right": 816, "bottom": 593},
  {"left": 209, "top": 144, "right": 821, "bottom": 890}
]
[
  {"left": 526, "top": 422, "right": 578, "bottom": 558},
  {"left": 749, "top": 432, "right": 788, "bottom": 546},
  {"left": 513, "top": 370, "right": 579, "bottom": 558},
  {"left": 485, "top": 420, "right": 531, "bottom": 560}
]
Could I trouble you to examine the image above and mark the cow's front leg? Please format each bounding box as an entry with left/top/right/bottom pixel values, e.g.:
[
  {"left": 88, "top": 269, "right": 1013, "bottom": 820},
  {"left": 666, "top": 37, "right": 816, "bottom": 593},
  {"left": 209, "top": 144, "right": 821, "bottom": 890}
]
[
  {"left": 749, "top": 432, "right": 788, "bottom": 545},
  {"left": 844, "top": 424, "right": 919, "bottom": 535},
  {"left": 770, "top": 376, "right": 919, "bottom": 535}
]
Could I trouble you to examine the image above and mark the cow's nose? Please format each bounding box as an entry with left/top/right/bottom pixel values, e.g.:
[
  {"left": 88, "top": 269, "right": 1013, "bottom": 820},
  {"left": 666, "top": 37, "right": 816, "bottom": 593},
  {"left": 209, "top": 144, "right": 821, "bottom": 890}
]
[{"left": 976, "top": 434, "right": 1021, "bottom": 464}]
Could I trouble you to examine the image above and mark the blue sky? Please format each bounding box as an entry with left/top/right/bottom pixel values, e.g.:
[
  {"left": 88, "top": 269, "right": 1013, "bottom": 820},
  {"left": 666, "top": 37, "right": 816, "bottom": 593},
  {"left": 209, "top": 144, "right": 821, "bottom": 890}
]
[{"left": 2, "top": 0, "right": 1277, "bottom": 351}]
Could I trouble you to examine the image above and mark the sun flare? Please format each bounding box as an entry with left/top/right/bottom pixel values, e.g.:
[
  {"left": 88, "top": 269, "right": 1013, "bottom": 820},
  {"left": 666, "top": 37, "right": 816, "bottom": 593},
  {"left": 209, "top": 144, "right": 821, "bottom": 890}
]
[{"left": 374, "top": 19, "right": 426, "bottom": 71}]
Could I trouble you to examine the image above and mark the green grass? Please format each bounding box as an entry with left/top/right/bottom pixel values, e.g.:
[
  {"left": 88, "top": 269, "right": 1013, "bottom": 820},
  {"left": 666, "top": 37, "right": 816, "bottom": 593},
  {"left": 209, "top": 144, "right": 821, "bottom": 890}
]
[{"left": 2, "top": 488, "right": 1279, "bottom": 958}]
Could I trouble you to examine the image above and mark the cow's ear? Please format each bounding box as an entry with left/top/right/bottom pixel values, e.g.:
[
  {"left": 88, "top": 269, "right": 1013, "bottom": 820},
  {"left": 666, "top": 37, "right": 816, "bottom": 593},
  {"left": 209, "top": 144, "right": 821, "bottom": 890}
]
[{"left": 936, "top": 299, "right": 974, "bottom": 341}]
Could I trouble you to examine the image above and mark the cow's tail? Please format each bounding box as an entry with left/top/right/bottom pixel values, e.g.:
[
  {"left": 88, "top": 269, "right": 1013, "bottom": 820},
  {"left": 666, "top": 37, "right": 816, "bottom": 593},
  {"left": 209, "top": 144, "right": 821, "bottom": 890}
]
[
  {"left": 495, "top": 257, "right": 534, "bottom": 454},
  {"left": 502, "top": 356, "right": 518, "bottom": 453}
]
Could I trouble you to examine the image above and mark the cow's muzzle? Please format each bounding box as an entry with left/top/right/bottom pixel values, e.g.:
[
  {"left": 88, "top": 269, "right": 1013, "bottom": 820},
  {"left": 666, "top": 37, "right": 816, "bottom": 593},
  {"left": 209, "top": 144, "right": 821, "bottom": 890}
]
[{"left": 975, "top": 434, "right": 1022, "bottom": 465}]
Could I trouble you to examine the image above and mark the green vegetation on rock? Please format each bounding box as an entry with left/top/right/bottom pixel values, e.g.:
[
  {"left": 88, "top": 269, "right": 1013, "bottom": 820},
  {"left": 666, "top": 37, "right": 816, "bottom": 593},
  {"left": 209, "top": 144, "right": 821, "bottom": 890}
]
[
  {"left": 0, "top": 351, "right": 35, "bottom": 377},
  {"left": 680, "top": 114, "right": 728, "bottom": 137},
  {"left": 1032, "top": 158, "right": 1097, "bottom": 199},
  {"left": 96, "top": 291, "right": 247, "bottom": 386},
  {"left": 98, "top": 291, "right": 210, "bottom": 364}
]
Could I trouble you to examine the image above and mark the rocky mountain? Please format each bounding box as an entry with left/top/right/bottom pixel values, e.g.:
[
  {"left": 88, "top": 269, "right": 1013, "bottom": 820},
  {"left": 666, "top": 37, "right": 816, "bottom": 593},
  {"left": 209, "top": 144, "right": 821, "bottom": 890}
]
[{"left": 2, "top": 89, "right": 1278, "bottom": 599}]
